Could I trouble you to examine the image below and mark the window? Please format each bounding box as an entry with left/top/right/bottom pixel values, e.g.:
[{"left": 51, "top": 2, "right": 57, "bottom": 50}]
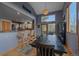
[
  {"left": 41, "top": 24, "right": 47, "bottom": 32},
  {"left": 66, "top": 2, "right": 76, "bottom": 33},
  {"left": 48, "top": 23, "right": 55, "bottom": 33},
  {"left": 41, "top": 15, "right": 55, "bottom": 22},
  {"left": 69, "top": 2, "right": 76, "bottom": 33}
]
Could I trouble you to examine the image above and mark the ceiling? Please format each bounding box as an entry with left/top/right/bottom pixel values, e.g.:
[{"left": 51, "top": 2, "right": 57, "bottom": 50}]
[
  {"left": 0, "top": 3, "right": 33, "bottom": 22},
  {"left": 0, "top": 2, "right": 64, "bottom": 22},
  {"left": 29, "top": 2, "right": 64, "bottom": 15}
]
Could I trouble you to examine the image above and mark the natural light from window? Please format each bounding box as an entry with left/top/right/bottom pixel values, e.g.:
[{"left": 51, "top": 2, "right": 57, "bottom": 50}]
[{"left": 41, "top": 15, "right": 55, "bottom": 22}]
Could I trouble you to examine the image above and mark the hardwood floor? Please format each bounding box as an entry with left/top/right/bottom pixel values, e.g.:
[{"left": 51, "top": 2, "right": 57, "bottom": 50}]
[
  {"left": 0, "top": 39, "right": 71, "bottom": 56},
  {"left": 0, "top": 44, "right": 71, "bottom": 56},
  {"left": 3, "top": 47, "right": 37, "bottom": 56},
  {"left": 64, "top": 44, "right": 73, "bottom": 56},
  {"left": 2, "top": 47, "right": 69, "bottom": 56}
]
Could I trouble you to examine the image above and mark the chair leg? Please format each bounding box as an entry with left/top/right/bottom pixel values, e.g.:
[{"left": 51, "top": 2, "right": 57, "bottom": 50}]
[
  {"left": 59, "top": 53, "right": 63, "bottom": 56},
  {"left": 46, "top": 48, "right": 49, "bottom": 56},
  {"left": 37, "top": 48, "right": 40, "bottom": 56},
  {"left": 50, "top": 49, "right": 55, "bottom": 56}
]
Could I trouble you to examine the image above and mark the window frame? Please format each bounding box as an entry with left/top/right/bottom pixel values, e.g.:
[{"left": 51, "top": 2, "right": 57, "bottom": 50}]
[
  {"left": 41, "top": 15, "right": 56, "bottom": 23},
  {"left": 66, "top": 2, "right": 77, "bottom": 33}
]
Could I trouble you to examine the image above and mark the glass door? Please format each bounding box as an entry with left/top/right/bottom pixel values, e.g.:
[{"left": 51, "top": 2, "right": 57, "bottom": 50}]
[
  {"left": 48, "top": 23, "right": 55, "bottom": 34},
  {"left": 41, "top": 24, "right": 48, "bottom": 37}
]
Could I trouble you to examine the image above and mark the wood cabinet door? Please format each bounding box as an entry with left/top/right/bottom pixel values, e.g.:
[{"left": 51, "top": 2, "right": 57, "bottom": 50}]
[{"left": 2, "top": 21, "right": 10, "bottom": 32}]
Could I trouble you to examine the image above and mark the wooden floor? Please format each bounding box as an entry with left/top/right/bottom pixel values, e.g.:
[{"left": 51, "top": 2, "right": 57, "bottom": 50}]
[
  {"left": 2, "top": 47, "right": 37, "bottom": 56},
  {"left": 0, "top": 43, "right": 73, "bottom": 56},
  {"left": 1, "top": 47, "right": 69, "bottom": 56}
]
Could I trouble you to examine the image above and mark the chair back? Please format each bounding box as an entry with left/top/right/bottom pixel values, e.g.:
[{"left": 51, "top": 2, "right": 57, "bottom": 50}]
[{"left": 37, "top": 44, "right": 55, "bottom": 56}]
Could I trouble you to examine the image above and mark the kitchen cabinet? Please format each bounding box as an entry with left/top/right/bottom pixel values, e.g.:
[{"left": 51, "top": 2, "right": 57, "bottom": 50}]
[{"left": 0, "top": 19, "right": 12, "bottom": 32}]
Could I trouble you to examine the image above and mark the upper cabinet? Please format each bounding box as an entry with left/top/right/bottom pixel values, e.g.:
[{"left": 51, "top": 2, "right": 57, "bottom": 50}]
[{"left": 0, "top": 19, "right": 12, "bottom": 32}]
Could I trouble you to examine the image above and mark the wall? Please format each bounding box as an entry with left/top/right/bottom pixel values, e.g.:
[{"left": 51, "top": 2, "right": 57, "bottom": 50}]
[
  {"left": 66, "top": 33, "right": 78, "bottom": 55},
  {"left": 36, "top": 10, "right": 63, "bottom": 25},
  {"left": 77, "top": 2, "right": 79, "bottom": 55},
  {"left": 55, "top": 10, "right": 63, "bottom": 34},
  {"left": 36, "top": 10, "right": 63, "bottom": 36},
  {"left": 0, "top": 21, "right": 2, "bottom": 31},
  {"left": 65, "top": 2, "right": 78, "bottom": 55},
  {"left": 11, "top": 2, "right": 36, "bottom": 16},
  {"left": 0, "top": 3, "right": 34, "bottom": 22},
  {"left": 0, "top": 32, "right": 18, "bottom": 53},
  {"left": 0, "top": 3, "right": 36, "bottom": 55}
]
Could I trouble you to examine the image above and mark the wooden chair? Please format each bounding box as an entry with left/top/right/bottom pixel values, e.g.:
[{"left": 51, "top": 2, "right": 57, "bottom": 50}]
[{"left": 36, "top": 44, "right": 55, "bottom": 56}]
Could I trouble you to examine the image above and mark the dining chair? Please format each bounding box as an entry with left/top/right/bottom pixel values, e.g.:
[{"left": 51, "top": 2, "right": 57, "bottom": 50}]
[{"left": 36, "top": 44, "right": 55, "bottom": 56}]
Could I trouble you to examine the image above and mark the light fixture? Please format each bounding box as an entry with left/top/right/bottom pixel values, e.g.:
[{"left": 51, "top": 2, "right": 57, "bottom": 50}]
[
  {"left": 42, "top": 8, "right": 48, "bottom": 15},
  {"left": 17, "top": 12, "right": 20, "bottom": 15},
  {"left": 13, "top": 12, "right": 20, "bottom": 22},
  {"left": 42, "top": 3, "right": 48, "bottom": 15}
]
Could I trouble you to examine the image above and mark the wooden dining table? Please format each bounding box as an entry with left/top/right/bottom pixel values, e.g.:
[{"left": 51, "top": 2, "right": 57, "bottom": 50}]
[{"left": 30, "top": 34, "right": 67, "bottom": 56}]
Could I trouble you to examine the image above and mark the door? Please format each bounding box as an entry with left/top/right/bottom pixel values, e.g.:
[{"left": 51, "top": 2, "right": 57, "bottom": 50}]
[
  {"left": 41, "top": 24, "right": 48, "bottom": 37},
  {"left": 48, "top": 23, "right": 55, "bottom": 34}
]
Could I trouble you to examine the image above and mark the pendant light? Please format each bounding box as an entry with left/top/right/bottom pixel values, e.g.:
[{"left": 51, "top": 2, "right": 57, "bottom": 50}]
[{"left": 42, "top": 3, "right": 48, "bottom": 15}]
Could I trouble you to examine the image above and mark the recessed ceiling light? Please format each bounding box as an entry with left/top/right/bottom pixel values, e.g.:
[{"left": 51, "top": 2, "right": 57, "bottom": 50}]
[{"left": 17, "top": 12, "right": 20, "bottom": 15}]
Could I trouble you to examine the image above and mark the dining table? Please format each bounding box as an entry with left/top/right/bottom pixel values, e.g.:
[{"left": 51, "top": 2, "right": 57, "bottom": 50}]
[{"left": 30, "top": 34, "right": 67, "bottom": 56}]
